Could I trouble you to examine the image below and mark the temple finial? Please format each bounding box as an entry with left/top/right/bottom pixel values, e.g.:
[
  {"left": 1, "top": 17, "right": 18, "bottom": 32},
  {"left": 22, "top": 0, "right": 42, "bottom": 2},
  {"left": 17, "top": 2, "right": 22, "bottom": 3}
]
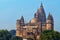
[{"left": 40, "top": 2, "right": 43, "bottom": 7}]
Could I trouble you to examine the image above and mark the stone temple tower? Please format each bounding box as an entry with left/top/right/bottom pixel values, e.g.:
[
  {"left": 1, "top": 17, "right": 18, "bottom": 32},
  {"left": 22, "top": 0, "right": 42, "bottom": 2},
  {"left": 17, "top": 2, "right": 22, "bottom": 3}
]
[
  {"left": 46, "top": 13, "right": 54, "bottom": 30},
  {"left": 16, "top": 16, "right": 25, "bottom": 37},
  {"left": 34, "top": 3, "right": 46, "bottom": 31}
]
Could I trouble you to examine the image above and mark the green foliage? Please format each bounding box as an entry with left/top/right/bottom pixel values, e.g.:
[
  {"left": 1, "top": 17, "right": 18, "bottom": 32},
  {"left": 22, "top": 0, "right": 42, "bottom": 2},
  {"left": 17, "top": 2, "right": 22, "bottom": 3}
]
[
  {"left": 40, "top": 30, "right": 60, "bottom": 40},
  {"left": 0, "top": 30, "right": 23, "bottom": 40},
  {"left": 0, "top": 30, "right": 11, "bottom": 40},
  {"left": 1, "top": 30, "right": 60, "bottom": 40},
  {"left": 11, "top": 36, "right": 23, "bottom": 40},
  {"left": 27, "top": 38, "right": 33, "bottom": 40}
]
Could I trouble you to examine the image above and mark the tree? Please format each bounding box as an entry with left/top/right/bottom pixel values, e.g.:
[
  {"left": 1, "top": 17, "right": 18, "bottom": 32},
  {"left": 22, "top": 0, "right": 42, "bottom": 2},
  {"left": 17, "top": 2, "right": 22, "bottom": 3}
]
[
  {"left": 11, "top": 36, "right": 23, "bottom": 40},
  {"left": 27, "top": 38, "right": 33, "bottom": 40},
  {"left": 0, "top": 30, "right": 11, "bottom": 40},
  {"left": 9, "top": 30, "right": 16, "bottom": 36},
  {"left": 39, "top": 30, "right": 60, "bottom": 40}
]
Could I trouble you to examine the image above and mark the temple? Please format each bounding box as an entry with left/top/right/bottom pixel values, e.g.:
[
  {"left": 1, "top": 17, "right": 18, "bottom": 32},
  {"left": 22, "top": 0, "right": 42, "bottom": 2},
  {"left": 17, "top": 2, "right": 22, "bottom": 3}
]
[{"left": 16, "top": 3, "right": 54, "bottom": 40}]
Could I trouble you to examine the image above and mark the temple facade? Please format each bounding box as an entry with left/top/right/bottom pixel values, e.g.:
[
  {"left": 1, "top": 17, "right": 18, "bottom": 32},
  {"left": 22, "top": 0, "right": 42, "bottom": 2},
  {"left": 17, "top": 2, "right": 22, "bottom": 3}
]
[{"left": 16, "top": 3, "right": 54, "bottom": 40}]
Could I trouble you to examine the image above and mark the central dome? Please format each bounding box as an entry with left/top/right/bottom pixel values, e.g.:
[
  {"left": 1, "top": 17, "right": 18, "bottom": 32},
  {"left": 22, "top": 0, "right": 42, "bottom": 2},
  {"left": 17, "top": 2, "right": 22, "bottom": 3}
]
[{"left": 30, "top": 18, "right": 37, "bottom": 24}]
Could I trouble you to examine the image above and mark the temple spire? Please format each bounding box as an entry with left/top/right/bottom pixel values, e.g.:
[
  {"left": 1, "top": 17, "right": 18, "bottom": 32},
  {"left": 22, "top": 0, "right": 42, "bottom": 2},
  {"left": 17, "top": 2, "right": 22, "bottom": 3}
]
[
  {"left": 47, "top": 12, "right": 53, "bottom": 20},
  {"left": 40, "top": 2, "right": 44, "bottom": 13},
  {"left": 39, "top": 2, "right": 46, "bottom": 22},
  {"left": 20, "top": 16, "right": 25, "bottom": 26},
  {"left": 21, "top": 16, "right": 24, "bottom": 20},
  {"left": 40, "top": 2, "right": 43, "bottom": 7},
  {"left": 34, "top": 3, "right": 46, "bottom": 22}
]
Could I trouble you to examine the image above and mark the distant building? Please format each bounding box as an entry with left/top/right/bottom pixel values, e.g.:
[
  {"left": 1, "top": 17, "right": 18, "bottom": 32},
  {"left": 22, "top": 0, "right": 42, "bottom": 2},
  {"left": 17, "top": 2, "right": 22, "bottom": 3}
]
[{"left": 16, "top": 3, "right": 54, "bottom": 40}]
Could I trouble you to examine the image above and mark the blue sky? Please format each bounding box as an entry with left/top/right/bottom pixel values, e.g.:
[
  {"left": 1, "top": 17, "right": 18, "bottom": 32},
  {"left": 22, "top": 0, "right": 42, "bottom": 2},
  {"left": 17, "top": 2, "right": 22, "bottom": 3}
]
[{"left": 0, "top": 0, "right": 60, "bottom": 32}]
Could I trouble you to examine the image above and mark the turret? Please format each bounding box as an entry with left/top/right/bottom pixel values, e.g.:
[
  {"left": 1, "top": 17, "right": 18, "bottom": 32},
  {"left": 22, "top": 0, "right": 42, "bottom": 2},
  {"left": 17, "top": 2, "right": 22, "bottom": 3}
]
[
  {"left": 16, "top": 16, "right": 25, "bottom": 37},
  {"left": 20, "top": 16, "right": 25, "bottom": 26},
  {"left": 16, "top": 16, "right": 25, "bottom": 26},
  {"left": 34, "top": 3, "right": 46, "bottom": 23},
  {"left": 46, "top": 13, "right": 54, "bottom": 30}
]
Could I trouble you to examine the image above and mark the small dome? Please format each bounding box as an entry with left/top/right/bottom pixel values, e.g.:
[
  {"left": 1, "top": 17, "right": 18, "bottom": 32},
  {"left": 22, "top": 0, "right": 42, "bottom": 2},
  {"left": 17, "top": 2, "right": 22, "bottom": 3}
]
[{"left": 30, "top": 18, "right": 37, "bottom": 24}]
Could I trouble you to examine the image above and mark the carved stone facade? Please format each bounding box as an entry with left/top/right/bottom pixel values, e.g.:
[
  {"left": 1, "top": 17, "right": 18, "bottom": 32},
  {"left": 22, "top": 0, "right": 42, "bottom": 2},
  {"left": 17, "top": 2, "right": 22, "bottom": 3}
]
[{"left": 16, "top": 3, "right": 54, "bottom": 40}]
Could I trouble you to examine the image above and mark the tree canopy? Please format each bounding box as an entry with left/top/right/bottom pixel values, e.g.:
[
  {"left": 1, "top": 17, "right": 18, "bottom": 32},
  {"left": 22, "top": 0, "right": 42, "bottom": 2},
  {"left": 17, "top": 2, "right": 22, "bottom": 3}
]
[
  {"left": 27, "top": 38, "right": 33, "bottom": 40},
  {"left": 0, "top": 30, "right": 60, "bottom": 40},
  {"left": 0, "top": 30, "right": 11, "bottom": 40},
  {"left": 11, "top": 36, "right": 23, "bottom": 40},
  {"left": 40, "top": 30, "right": 60, "bottom": 40}
]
